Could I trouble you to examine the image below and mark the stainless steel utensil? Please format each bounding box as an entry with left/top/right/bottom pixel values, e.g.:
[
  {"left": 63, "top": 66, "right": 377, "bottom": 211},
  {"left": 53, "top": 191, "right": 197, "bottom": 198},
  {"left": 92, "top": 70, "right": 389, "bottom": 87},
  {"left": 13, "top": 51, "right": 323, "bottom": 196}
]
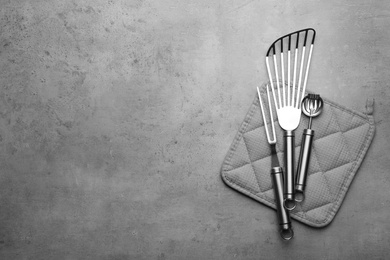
[
  {"left": 257, "top": 86, "right": 293, "bottom": 240},
  {"left": 265, "top": 28, "right": 316, "bottom": 210},
  {"left": 271, "top": 167, "right": 294, "bottom": 240},
  {"left": 295, "top": 94, "right": 323, "bottom": 202}
]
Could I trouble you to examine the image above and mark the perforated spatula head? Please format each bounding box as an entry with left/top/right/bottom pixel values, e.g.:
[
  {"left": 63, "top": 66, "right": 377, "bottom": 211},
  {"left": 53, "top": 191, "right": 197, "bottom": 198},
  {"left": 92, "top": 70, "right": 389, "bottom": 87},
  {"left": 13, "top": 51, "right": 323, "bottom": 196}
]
[
  {"left": 265, "top": 28, "right": 316, "bottom": 132},
  {"left": 265, "top": 28, "right": 316, "bottom": 211}
]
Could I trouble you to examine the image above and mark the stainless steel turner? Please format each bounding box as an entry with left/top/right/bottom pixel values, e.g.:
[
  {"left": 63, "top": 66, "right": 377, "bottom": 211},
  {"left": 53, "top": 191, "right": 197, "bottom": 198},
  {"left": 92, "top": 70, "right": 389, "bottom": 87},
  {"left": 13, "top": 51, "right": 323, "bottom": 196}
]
[{"left": 265, "top": 28, "right": 316, "bottom": 210}]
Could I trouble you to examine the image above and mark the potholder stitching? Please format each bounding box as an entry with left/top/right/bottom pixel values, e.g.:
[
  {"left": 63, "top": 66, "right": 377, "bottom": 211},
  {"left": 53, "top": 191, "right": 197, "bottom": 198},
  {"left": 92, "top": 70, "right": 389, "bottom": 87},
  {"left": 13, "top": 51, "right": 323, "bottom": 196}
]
[
  {"left": 317, "top": 106, "right": 363, "bottom": 224},
  {"left": 326, "top": 112, "right": 375, "bottom": 224},
  {"left": 308, "top": 105, "right": 354, "bottom": 224},
  {"left": 242, "top": 133, "right": 263, "bottom": 193},
  {"left": 304, "top": 142, "right": 335, "bottom": 224}
]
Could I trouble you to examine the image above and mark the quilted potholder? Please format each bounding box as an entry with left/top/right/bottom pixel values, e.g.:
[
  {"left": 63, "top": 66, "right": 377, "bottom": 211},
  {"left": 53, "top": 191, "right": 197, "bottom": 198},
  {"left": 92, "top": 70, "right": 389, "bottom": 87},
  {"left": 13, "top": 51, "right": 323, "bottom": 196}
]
[{"left": 221, "top": 86, "right": 375, "bottom": 227}]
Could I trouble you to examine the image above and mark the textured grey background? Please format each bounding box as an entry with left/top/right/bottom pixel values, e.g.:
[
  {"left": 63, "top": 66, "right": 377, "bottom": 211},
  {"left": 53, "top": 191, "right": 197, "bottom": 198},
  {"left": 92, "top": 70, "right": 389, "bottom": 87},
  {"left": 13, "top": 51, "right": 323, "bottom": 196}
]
[{"left": 0, "top": 0, "right": 389, "bottom": 259}]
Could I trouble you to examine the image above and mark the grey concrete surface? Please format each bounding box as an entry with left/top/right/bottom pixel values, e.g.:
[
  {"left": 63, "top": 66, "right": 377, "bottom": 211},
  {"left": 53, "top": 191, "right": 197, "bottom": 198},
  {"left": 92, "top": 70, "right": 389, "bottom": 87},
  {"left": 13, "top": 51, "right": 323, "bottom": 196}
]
[{"left": 0, "top": 0, "right": 389, "bottom": 259}]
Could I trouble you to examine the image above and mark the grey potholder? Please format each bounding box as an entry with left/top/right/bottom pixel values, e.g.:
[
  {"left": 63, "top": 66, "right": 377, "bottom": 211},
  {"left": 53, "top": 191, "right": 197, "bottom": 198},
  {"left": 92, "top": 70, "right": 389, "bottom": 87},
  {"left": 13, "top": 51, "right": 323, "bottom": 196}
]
[{"left": 221, "top": 88, "right": 375, "bottom": 227}]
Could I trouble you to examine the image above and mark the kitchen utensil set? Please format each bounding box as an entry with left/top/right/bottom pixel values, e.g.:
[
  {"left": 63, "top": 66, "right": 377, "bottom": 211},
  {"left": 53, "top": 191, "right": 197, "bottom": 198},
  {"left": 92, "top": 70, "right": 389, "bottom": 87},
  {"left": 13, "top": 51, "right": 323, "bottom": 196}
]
[
  {"left": 265, "top": 28, "right": 316, "bottom": 211},
  {"left": 258, "top": 28, "right": 321, "bottom": 239}
]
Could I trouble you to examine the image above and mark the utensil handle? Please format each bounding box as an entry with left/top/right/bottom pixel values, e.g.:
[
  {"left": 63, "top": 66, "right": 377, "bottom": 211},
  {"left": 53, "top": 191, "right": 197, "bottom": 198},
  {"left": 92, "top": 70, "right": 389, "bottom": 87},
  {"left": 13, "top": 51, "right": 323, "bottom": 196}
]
[
  {"left": 284, "top": 130, "right": 296, "bottom": 211},
  {"left": 271, "top": 167, "right": 294, "bottom": 240},
  {"left": 295, "top": 129, "right": 314, "bottom": 201}
]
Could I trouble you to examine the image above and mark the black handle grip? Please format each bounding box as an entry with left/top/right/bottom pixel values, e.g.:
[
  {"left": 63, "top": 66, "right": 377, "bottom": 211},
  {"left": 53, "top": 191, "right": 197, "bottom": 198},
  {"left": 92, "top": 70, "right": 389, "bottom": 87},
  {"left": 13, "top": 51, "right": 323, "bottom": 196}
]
[{"left": 295, "top": 129, "right": 314, "bottom": 202}]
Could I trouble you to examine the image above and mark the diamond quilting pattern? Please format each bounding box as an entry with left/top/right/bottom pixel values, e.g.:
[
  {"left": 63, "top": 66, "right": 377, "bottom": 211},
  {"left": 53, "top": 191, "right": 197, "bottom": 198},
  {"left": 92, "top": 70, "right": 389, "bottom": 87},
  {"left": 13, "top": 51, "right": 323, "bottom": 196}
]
[
  {"left": 252, "top": 157, "right": 273, "bottom": 193},
  {"left": 314, "top": 132, "right": 351, "bottom": 172},
  {"left": 306, "top": 145, "right": 322, "bottom": 175},
  {"left": 332, "top": 105, "right": 365, "bottom": 133},
  {"left": 304, "top": 203, "right": 334, "bottom": 223},
  {"left": 245, "top": 102, "right": 264, "bottom": 133},
  {"left": 323, "top": 163, "right": 353, "bottom": 197},
  {"left": 225, "top": 135, "right": 251, "bottom": 171},
  {"left": 299, "top": 172, "right": 334, "bottom": 213},
  {"left": 221, "top": 90, "right": 375, "bottom": 227},
  {"left": 310, "top": 105, "right": 340, "bottom": 140},
  {"left": 225, "top": 163, "right": 260, "bottom": 194},
  {"left": 343, "top": 124, "right": 370, "bottom": 160},
  {"left": 242, "top": 128, "right": 271, "bottom": 162}
]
